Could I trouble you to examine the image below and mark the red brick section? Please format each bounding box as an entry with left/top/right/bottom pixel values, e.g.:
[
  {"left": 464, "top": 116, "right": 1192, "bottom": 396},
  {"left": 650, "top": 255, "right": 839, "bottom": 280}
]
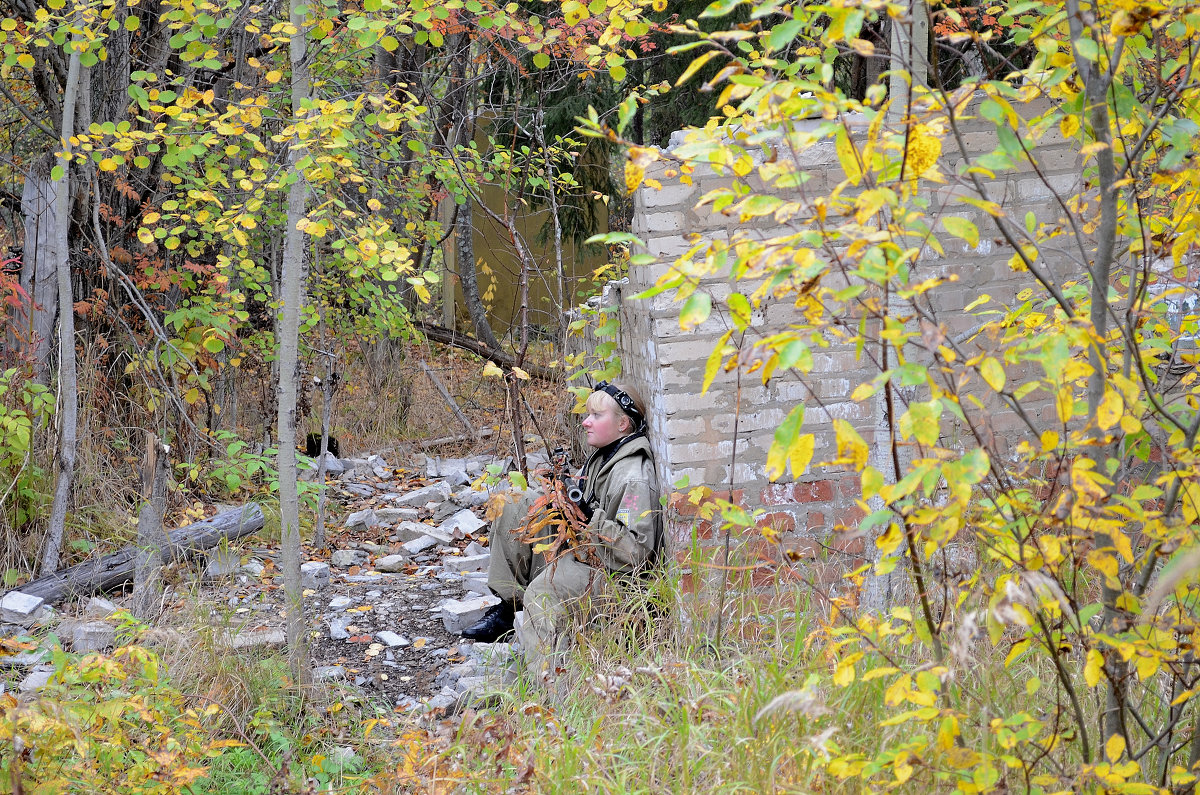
[{"left": 760, "top": 479, "right": 834, "bottom": 506}]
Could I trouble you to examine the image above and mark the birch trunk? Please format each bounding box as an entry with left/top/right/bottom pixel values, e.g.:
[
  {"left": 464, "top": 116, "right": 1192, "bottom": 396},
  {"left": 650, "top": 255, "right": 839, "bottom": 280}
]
[
  {"left": 131, "top": 433, "right": 170, "bottom": 620},
  {"left": 278, "top": 0, "right": 311, "bottom": 684},
  {"left": 39, "top": 28, "right": 85, "bottom": 577}
]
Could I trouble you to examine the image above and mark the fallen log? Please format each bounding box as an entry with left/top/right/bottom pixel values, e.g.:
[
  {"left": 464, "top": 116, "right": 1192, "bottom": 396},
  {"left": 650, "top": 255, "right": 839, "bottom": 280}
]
[{"left": 13, "top": 504, "right": 265, "bottom": 605}]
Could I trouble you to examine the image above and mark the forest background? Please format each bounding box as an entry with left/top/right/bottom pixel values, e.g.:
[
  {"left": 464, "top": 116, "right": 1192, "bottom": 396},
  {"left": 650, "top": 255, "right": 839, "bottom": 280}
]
[{"left": 3, "top": 0, "right": 1200, "bottom": 791}]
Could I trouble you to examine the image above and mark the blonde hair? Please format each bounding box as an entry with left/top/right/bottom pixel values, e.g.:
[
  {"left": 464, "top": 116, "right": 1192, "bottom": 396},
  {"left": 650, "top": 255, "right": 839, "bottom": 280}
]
[{"left": 585, "top": 382, "right": 647, "bottom": 434}]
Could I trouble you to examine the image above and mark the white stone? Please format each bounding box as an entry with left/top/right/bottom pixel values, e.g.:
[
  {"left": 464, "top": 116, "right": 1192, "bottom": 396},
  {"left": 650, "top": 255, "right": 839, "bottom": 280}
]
[
  {"left": 395, "top": 521, "right": 449, "bottom": 544},
  {"left": 396, "top": 481, "right": 452, "bottom": 507},
  {"left": 329, "top": 596, "right": 353, "bottom": 610},
  {"left": 452, "top": 489, "right": 489, "bottom": 508},
  {"left": 72, "top": 621, "right": 116, "bottom": 653},
  {"left": 331, "top": 549, "right": 369, "bottom": 568},
  {"left": 374, "top": 554, "right": 408, "bottom": 573},
  {"left": 464, "top": 541, "right": 487, "bottom": 557},
  {"left": 401, "top": 536, "right": 439, "bottom": 556},
  {"left": 317, "top": 452, "right": 345, "bottom": 475},
  {"left": 1, "top": 592, "right": 44, "bottom": 625},
  {"left": 345, "top": 508, "right": 378, "bottom": 531},
  {"left": 367, "top": 454, "right": 389, "bottom": 470},
  {"left": 438, "top": 509, "right": 487, "bottom": 538},
  {"left": 376, "top": 631, "right": 410, "bottom": 648},
  {"left": 241, "top": 559, "right": 265, "bottom": 578},
  {"left": 463, "top": 576, "right": 490, "bottom": 596},
  {"left": 330, "top": 617, "right": 353, "bottom": 640},
  {"left": 442, "top": 554, "right": 490, "bottom": 576},
  {"left": 439, "top": 594, "right": 501, "bottom": 634},
  {"left": 300, "top": 562, "right": 331, "bottom": 590}
]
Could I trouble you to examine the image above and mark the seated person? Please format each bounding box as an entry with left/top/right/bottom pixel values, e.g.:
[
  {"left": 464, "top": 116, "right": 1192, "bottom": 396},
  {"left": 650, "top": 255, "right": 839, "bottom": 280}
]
[{"left": 461, "top": 381, "right": 663, "bottom": 678}]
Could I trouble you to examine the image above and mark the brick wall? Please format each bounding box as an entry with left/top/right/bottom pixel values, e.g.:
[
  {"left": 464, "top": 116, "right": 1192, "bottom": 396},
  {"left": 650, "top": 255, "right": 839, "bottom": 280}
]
[{"left": 607, "top": 97, "right": 1086, "bottom": 602}]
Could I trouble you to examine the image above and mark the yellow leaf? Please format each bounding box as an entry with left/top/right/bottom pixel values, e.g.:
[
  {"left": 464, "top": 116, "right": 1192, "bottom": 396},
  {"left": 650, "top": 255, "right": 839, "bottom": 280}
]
[
  {"left": 183, "top": 387, "right": 200, "bottom": 405},
  {"left": 675, "top": 50, "right": 719, "bottom": 88},
  {"left": 1096, "top": 388, "right": 1122, "bottom": 431},
  {"left": 1135, "top": 654, "right": 1160, "bottom": 681},
  {"left": 482, "top": 361, "right": 504, "bottom": 378},
  {"left": 980, "top": 357, "right": 1005, "bottom": 391},
  {"left": 1084, "top": 649, "right": 1104, "bottom": 687},
  {"left": 511, "top": 367, "right": 530, "bottom": 380},
  {"left": 1055, "top": 383, "right": 1074, "bottom": 423},
  {"left": 1112, "top": 529, "right": 1134, "bottom": 564},
  {"left": 835, "top": 128, "right": 862, "bottom": 184},
  {"left": 265, "top": 70, "right": 282, "bottom": 83},
  {"left": 833, "top": 654, "right": 858, "bottom": 686},
  {"left": 624, "top": 159, "right": 644, "bottom": 193},
  {"left": 1105, "top": 733, "right": 1126, "bottom": 762}
]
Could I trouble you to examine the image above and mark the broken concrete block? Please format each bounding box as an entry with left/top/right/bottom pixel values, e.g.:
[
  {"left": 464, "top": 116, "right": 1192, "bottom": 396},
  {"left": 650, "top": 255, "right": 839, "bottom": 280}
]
[
  {"left": 300, "top": 562, "right": 330, "bottom": 590},
  {"left": 317, "top": 452, "right": 345, "bottom": 475},
  {"left": 72, "top": 621, "right": 116, "bottom": 653},
  {"left": 314, "top": 665, "right": 345, "bottom": 681},
  {"left": 452, "top": 489, "right": 490, "bottom": 508},
  {"left": 331, "top": 549, "right": 369, "bottom": 568},
  {"left": 375, "top": 507, "right": 419, "bottom": 525},
  {"left": 341, "top": 482, "right": 375, "bottom": 498},
  {"left": 20, "top": 666, "right": 54, "bottom": 692},
  {"left": 222, "top": 629, "right": 286, "bottom": 650},
  {"left": 374, "top": 554, "right": 407, "bottom": 573},
  {"left": 396, "top": 481, "right": 451, "bottom": 507},
  {"left": 395, "top": 521, "right": 450, "bottom": 544},
  {"left": 85, "top": 597, "right": 119, "bottom": 619},
  {"left": 442, "top": 553, "right": 490, "bottom": 576},
  {"left": 401, "top": 536, "right": 439, "bottom": 556},
  {"left": 464, "top": 541, "right": 487, "bottom": 557},
  {"left": 205, "top": 546, "right": 240, "bottom": 579},
  {"left": 345, "top": 508, "right": 378, "bottom": 531},
  {"left": 463, "top": 575, "right": 490, "bottom": 596},
  {"left": 330, "top": 617, "right": 353, "bottom": 640},
  {"left": 1, "top": 592, "right": 44, "bottom": 625},
  {"left": 438, "top": 509, "right": 487, "bottom": 538},
  {"left": 241, "top": 559, "right": 266, "bottom": 578},
  {"left": 367, "top": 454, "right": 389, "bottom": 470},
  {"left": 439, "top": 594, "right": 501, "bottom": 634},
  {"left": 376, "top": 631, "right": 410, "bottom": 647}
]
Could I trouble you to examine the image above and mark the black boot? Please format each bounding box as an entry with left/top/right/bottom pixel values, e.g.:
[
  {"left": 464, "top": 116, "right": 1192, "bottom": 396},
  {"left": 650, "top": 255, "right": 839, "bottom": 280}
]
[{"left": 461, "top": 600, "right": 515, "bottom": 643}]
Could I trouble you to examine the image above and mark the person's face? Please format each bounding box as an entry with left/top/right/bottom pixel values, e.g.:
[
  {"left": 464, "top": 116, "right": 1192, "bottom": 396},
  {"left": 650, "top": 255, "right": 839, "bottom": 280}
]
[{"left": 582, "top": 403, "right": 630, "bottom": 448}]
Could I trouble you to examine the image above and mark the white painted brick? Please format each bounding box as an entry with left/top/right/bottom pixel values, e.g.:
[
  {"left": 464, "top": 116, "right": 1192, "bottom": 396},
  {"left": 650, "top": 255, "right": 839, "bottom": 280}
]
[{"left": 639, "top": 182, "right": 698, "bottom": 209}]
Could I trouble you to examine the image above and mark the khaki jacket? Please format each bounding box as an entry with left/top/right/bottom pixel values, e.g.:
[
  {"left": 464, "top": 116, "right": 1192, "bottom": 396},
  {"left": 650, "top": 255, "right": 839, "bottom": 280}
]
[{"left": 581, "top": 434, "right": 662, "bottom": 573}]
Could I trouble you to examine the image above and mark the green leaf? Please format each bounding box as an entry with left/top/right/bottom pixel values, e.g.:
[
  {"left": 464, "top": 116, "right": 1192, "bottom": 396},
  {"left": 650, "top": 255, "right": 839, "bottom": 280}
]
[
  {"left": 899, "top": 400, "right": 941, "bottom": 446},
  {"left": 942, "top": 216, "right": 979, "bottom": 249},
  {"left": 1074, "top": 37, "right": 1098, "bottom": 62},
  {"left": 680, "top": 292, "right": 712, "bottom": 330},
  {"left": 727, "top": 293, "right": 751, "bottom": 331},
  {"left": 533, "top": 52, "right": 550, "bottom": 69},
  {"left": 765, "top": 405, "right": 808, "bottom": 481}
]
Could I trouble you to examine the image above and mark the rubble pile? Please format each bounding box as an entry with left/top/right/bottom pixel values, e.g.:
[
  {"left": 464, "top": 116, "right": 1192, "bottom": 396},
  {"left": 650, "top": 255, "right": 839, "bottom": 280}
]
[{"left": 1, "top": 450, "right": 538, "bottom": 717}]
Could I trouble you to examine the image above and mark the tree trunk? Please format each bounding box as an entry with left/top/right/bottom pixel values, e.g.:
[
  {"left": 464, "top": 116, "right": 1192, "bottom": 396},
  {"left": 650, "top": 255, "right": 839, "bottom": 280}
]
[
  {"left": 132, "top": 433, "right": 170, "bottom": 620},
  {"left": 39, "top": 27, "right": 85, "bottom": 577},
  {"left": 457, "top": 198, "right": 503, "bottom": 351},
  {"left": 278, "top": 0, "right": 312, "bottom": 685},
  {"left": 15, "top": 155, "right": 58, "bottom": 382},
  {"left": 313, "top": 304, "right": 335, "bottom": 549}
]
